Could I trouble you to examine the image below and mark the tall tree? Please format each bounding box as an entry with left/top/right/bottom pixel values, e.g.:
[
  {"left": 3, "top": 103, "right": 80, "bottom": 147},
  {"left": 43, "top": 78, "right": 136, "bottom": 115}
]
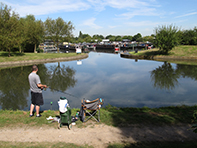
[
  {"left": 45, "top": 17, "right": 74, "bottom": 52},
  {"left": 15, "top": 18, "right": 26, "bottom": 53},
  {"left": 79, "top": 31, "right": 83, "bottom": 38},
  {"left": 25, "top": 15, "right": 45, "bottom": 53},
  {"left": 0, "top": 3, "right": 20, "bottom": 56}
]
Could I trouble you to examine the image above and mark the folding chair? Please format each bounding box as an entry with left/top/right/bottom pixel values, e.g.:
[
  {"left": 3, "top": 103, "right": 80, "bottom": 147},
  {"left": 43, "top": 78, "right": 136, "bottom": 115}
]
[{"left": 79, "top": 98, "right": 104, "bottom": 122}]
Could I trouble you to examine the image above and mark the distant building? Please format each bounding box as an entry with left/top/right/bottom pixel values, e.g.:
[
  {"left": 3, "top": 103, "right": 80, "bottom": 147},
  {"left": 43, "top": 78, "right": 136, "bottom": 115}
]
[
  {"left": 122, "top": 39, "right": 131, "bottom": 42},
  {"left": 39, "top": 39, "right": 56, "bottom": 52},
  {"left": 101, "top": 39, "right": 110, "bottom": 44}
]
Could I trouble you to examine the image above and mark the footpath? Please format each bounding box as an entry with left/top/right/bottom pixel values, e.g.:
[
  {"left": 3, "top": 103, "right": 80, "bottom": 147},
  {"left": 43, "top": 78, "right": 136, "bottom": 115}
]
[{"left": 0, "top": 123, "right": 197, "bottom": 148}]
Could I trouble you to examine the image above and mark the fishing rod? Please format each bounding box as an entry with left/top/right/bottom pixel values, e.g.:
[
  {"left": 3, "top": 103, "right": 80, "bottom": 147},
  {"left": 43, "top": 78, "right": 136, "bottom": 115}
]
[{"left": 46, "top": 86, "right": 79, "bottom": 99}]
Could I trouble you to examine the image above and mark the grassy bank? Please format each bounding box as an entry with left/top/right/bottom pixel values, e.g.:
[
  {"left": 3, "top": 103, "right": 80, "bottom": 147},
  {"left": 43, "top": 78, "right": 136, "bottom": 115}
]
[
  {"left": 0, "top": 105, "right": 197, "bottom": 128},
  {"left": 0, "top": 141, "right": 93, "bottom": 148},
  {"left": 0, "top": 51, "right": 86, "bottom": 63},
  {"left": 107, "top": 141, "right": 197, "bottom": 148},
  {"left": 1, "top": 105, "right": 197, "bottom": 148},
  {"left": 129, "top": 45, "right": 197, "bottom": 57}
]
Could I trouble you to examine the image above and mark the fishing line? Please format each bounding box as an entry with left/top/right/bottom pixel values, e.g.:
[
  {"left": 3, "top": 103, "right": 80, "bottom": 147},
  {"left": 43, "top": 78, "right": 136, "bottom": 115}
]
[{"left": 47, "top": 86, "right": 79, "bottom": 99}]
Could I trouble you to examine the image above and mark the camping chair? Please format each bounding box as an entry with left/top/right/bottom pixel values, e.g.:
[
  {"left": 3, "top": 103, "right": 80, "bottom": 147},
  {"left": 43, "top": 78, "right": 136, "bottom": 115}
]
[
  {"left": 79, "top": 98, "right": 104, "bottom": 122},
  {"left": 58, "top": 97, "right": 72, "bottom": 129}
]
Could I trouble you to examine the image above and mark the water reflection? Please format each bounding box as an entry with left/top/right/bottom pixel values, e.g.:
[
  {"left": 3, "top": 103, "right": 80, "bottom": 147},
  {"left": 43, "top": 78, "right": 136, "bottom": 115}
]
[
  {"left": 176, "top": 64, "right": 197, "bottom": 80},
  {"left": 151, "top": 62, "right": 179, "bottom": 90},
  {"left": 0, "top": 66, "right": 30, "bottom": 110},
  {"left": 1, "top": 52, "right": 197, "bottom": 110},
  {"left": 151, "top": 62, "right": 197, "bottom": 90},
  {"left": 0, "top": 63, "right": 76, "bottom": 110},
  {"left": 47, "top": 62, "right": 77, "bottom": 92}
]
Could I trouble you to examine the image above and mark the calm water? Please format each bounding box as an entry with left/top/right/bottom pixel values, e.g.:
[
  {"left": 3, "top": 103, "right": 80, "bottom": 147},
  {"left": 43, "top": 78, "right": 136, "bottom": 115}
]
[{"left": 1, "top": 52, "right": 197, "bottom": 111}]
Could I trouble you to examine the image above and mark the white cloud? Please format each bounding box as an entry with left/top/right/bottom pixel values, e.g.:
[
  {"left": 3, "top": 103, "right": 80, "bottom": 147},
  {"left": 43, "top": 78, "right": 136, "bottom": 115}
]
[
  {"left": 87, "top": 0, "right": 107, "bottom": 11},
  {"left": 125, "top": 21, "right": 160, "bottom": 27},
  {"left": 116, "top": 8, "right": 160, "bottom": 19},
  {"left": 175, "top": 12, "right": 197, "bottom": 18},
  {"left": 2, "top": 0, "right": 91, "bottom": 16},
  {"left": 86, "top": 0, "right": 150, "bottom": 12},
  {"left": 108, "top": 25, "right": 118, "bottom": 28},
  {"left": 81, "top": 17, "right": 102, "bottom": 29},
  {"left": 2, "top": 0, "right": 161, "bottom": 19},
  {"left": 106, "top": 0, "right": 148, "bottom": 9}
]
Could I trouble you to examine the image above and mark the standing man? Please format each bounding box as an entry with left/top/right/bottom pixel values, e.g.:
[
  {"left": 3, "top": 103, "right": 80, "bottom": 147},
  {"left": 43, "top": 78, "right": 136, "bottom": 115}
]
[{"left": 28, "top": 65, "right": 47, "bottom": 117}]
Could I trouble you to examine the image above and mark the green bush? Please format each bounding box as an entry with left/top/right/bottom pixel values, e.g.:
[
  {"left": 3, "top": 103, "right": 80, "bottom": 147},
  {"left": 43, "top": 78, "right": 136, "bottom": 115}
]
[
  {"left": 154, "top": 25, "right": 180, "bottom": 54},
  {"left": 36, "top": 47, "right": 43, "bottom": 53}
]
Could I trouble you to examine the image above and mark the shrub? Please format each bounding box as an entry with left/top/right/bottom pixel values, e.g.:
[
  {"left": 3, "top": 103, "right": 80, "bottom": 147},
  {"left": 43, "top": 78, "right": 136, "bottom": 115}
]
[{"left": 154, "top": 25, "right": 180, "bottom": 54}]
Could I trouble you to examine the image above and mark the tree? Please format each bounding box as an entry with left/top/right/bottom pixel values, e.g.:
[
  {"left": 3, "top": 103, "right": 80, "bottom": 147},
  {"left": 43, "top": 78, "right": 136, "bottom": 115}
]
[
  {"left": 45, "top": 17, "right": 74, "bottom": 52},
  {"left": 15, "top": 18, "right": 26, "bottom": 53},
  {"left": 106, "top": 35, "right": 116, "bottom": 41},
  {"left": 133, "top": 33, "right": 142, "bottom": 41},
  {"left": 83, "top": 36, "right": 92, "bottom": 43},
  {"left": 115, "top": 35, "right": 122, "bottom": 41},
  {"left": 79, "top": 31, "right": 83, "bottom": 38},
  {"left": 92, "top": 34, "right": 104, "bottom": 42},
  {"left": 25, "top": 15, "right": 45, "bottom": 53},
  {"left": 181, "top": 27, "right": 197, "bottom": 45},
  {"left": 154, "top": 25, "right": 180, "bottom": 54},
  {"left": 142, "top": 36, "right": 155, "bottom": 43},
  {"left": 0, "top": 3, "right": 20, "bottom": 56},
  {"left": 122, "top": 35, "right": 133, "bottom": 41}
]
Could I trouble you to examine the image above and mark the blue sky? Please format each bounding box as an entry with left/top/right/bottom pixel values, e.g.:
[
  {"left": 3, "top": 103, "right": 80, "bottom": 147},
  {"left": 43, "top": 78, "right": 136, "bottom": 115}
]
[{"left": 2, "top": 0, "right": 197, "bottom": 37}]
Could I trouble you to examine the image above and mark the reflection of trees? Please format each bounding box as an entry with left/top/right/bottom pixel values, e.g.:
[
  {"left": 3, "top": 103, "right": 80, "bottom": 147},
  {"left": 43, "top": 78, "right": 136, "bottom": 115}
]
[
  {"left": 37, "top": 64, "right": 50, "bottom": 85},
  {"left": 176, "top": 64, "right": 197, "bottom": 80},
  {"left": 47, "top": 62, "right": 77, "bottom": 92},
  {"left": 0, "top": 64, "right": 49, "bottom": 110},
  {"left": 0, "top": 66, "right": 30, "bottom": 110},
  {"left": 0, "top": 63, "right": 76, "bottom": 110},
  {"left": 150, "top": 62, "right": 179, "bottom": 90}
]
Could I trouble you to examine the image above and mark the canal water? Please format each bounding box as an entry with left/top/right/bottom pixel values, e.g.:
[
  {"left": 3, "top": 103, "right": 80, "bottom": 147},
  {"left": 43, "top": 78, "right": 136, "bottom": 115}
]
[{"left": 1, "top": 52, "right": 197, "bottom": 111}]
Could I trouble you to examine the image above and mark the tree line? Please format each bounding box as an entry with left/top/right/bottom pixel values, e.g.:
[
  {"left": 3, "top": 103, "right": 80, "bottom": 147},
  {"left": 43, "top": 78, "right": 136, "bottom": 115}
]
[
  {"left": 0, "top": 3, "right": 74, "bottom": 56},
  {"left": 0, "top": 3, "right": 197, "bottom": 56}
]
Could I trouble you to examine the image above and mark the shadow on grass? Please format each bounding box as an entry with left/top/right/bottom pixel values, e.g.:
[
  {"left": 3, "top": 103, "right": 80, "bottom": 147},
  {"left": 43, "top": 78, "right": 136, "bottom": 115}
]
[
  {"left": 102, "top": 105, "right": 197, "bottom": 126},
  {"left": 107, "top": 141, "right": 197, "bottom": 148},
  {"left": 101, "top": 105, "right": 197, "bottom": 146},
  {"left": 0, "top": 52, "right": 25, "bottom": 57}
]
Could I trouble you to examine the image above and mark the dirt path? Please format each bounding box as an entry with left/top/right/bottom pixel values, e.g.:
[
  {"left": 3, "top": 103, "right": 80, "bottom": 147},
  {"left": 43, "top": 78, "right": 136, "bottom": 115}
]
[{"left": 0, "top": 124, "right": 196, "bottom": 148}]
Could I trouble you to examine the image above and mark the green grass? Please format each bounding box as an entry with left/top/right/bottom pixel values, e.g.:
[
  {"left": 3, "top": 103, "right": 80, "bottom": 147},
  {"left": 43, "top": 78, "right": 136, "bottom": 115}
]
[
  {"left": 0, "top": 141, "right": 93, "bottom": 148},
  {"left": 1, "top": 141, "right": 197, "bottom": 148},
  {"left": 0, "top": 105, "right": 196, "bottom": 128},
  {"left": 129, "top": 45, "right": 197, "bottom": 57},
  {"left": 107, "top": 141, "right": 197, "bottom": 148},
  {"left": 0, "top": 51, "right": 86, "bottom": 63},
  {"left": 101, "top": 105, "right": 197, "bottom": 126}
]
